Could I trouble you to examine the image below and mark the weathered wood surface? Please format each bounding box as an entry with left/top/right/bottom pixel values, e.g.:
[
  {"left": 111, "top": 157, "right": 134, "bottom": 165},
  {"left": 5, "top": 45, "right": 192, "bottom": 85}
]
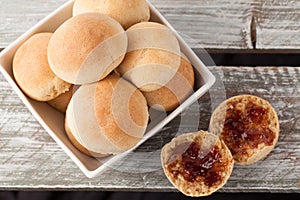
[
  {"left": 3, "top": 0, "right": 300, "bottom": 51},
  {"left": 253, "top": 0, "right": 300, "bottom": 49},
  {"left": 1, "top": 0, "right": 300, "bottom": 192},
  {"left": 0, "top": 67, "right": 299, "bottom": 192},
  {"left": 0, "top": 0, "right": 253, "bottom": 50},
  {"left": 0, "top": 0, "right": 68, "bottom": 49}
]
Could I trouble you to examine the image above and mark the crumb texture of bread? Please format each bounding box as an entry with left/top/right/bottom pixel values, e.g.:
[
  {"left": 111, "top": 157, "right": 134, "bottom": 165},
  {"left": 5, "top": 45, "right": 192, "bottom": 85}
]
[
  {"left": 48, "top": 85, "right": 74, "bottom": 113},
  {"left": 209, "top": 95, "right": 280, "bottom": 165},
  {"left": 161, "top": 131, "right": 234, "bottom": 197}
]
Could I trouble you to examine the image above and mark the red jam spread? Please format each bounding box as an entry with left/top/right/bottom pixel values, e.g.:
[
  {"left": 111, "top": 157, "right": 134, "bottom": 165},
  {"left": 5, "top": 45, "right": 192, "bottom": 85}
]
[
  {"left": 221, "top": 100, "right": 275, "bottom": 157},
  {"left": 167, "top": 142, "right": 226, "bottom": 187}
]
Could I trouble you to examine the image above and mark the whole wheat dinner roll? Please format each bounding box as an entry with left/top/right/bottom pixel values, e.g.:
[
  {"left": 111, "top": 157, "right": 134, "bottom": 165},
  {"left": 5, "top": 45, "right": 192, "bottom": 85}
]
[
  {"left": 73, "top": 0, "right": 150, "bottom": 29},
  {"left": 48, "top": 13, "right": 128, "bottom": 85},
  {"left": 48, "top": 85, "right": 74, "bottom": 113},
  {"left": 13, "top": 33, "right": 71, "bottom": 101},
  {"left": 116, "top": 22, "right": 181, "bottom": 92},
  {"left": 143, "top": 54, "right": 194, "bottom": 112},
  {"left": 65, "top": 73, "right": 149, "bottom": 157},
  {"left": 161, "top": 131, "right": 234, "bottom": 197},
  {"left": 209, "top": 95, "right": 280, "bottom": 165}
]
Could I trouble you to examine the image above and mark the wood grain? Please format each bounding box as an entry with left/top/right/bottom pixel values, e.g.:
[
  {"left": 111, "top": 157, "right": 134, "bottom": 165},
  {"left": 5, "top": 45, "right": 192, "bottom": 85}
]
[
  {"left": 150, "top": 0, "right": 253, "bottom": 49},
  {"left": 0, "top": 0, "right": 68, "bottom": 49},
  {"left": 253, "top": 0, "right": 300, "bottom": 49},
  {"left": 0, "top": 0, "right": 299, "bottom": 192},
  {"left": 0, "top": 67, "right": 299, "bottom": 192},
  {"left": 0, "top": 0, "right": 253, "bottom": 50},
  {"left": 3, "top": 0, "right": 300, "bottom": 51}
]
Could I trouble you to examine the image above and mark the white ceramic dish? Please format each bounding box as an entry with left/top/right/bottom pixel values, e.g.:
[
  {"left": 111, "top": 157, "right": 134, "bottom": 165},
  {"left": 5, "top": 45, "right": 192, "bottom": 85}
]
[{"left": 0, "top": 0, "right": 215, "bottom": 178}]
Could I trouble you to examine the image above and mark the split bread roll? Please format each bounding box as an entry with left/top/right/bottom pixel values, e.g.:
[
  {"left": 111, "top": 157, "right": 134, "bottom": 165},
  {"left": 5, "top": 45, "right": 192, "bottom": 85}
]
[
  {"left": 48, "top": 85, "right": 74, "bottom": 113},
  {"left": 161, "top": 131, "right": 234, "bottom": 197},
  {"left": 73, "top": 0, "right": 150, "bottom": 29},
  {"left": 116, "top": 22, "right": 181, "bottom": 92},
  {"left": 209, "top": 95, "right": 280, "bottom": 165},
  {"left": 65, "top": 73, "right": 149, "bottom": 157},
  {"left": 48, "top": 13, "right": 128, "bottom": 85},
  {"left": 13, "top": 33, "right": 71, "bottom": 101},
  {"left": 143, "top": 54, "right": 194, "bottom": 112}
]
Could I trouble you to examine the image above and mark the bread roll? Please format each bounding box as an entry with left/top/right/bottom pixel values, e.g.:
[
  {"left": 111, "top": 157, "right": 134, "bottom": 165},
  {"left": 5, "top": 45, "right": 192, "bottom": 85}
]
[
  {"left": 116, "top": 22, "right": 181, "bottom": 92},
  {"left": 73, "top": 0, "right": 150, "bottom": 29},
  {"left": 13, "top": 33, "right": 71, "bottom": 101},
  {"left": 161, "top": 131, "right": 234, "bottom": 197},
  {"left": 65, "top": 73, "right": 149, "bottom": 157},
  {"left": 48, "top": 85, "right": 74, "bottom": 113},
  {"left": 48, "top": 13, "right": 127, "bottom": 85},
  {"left": 143, "top": 54, "right": 194, "bottom": 112},
  {"left": 209, "top": 95, "right": 280, "bottom": 165}
]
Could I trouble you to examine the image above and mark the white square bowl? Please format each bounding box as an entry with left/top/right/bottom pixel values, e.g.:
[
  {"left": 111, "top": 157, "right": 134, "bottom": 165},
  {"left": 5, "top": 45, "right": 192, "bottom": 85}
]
[{"left": 0, "top": 0, "right": 215, "bottom": 178}]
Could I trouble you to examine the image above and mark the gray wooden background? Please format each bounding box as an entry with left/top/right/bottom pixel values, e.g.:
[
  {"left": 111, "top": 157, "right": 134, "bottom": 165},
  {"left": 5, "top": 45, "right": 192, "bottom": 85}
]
[{"left": 0, "top": 0, "right": 299, "bottom": 192}]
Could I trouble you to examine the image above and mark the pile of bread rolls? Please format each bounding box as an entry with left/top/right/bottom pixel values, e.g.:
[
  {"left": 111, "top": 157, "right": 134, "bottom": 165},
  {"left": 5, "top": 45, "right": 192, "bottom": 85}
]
[
  {"left": 12, "top": 0, "right": 280, "bottom": 197},
  {"left": 12, "top": 0, "right": 195, "bottom": 157},
  {"left": 161, "top": 95, "right": 279, "bottom": 197}
]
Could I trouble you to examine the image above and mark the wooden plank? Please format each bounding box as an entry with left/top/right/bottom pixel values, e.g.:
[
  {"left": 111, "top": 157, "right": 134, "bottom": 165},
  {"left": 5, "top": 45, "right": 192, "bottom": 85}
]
[
  {"left": 254, "top": 0, "right": 300, "bottom": 49},
  {"left": 150, "top": 0, "right": 253, "bottom": 49},
  {"left": 0, "top": 0, "right": 253, "bottom": 50},
  {"left": 0, "top": 67, "right": 299, "bottom": 192},
  {"left": 0, "top": 0, "right": 68, "bottom": 48},
  {"left": 5, "top": 0, "right": 300, "bottom": 51}
]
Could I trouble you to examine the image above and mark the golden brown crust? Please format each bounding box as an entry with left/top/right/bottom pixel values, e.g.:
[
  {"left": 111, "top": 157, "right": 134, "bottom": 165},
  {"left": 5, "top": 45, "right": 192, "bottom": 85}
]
[
  {"left": 127, "top": 21, "right": 166, "bottom": 30},
  {"left": 161, "top": 131, "right": 234, "bottom": 197},
  {"left": 13, "top": 33, "right": 71, "bottom": 101},
  {"left": 48, "top": 13, "right": 127, "bottom": 84},
  {"left": 64, "top": 81, "right": 123, "bottom": 156},
  {"left": 209, "top": 95, "right": 280, "bottom": 165},
  {"left": 64, "top": 73, "right": 148, "bottom": 156},
  {"left": 116, "top": 22, "right": 181, "bottom": 92},
  {"left": 94, "top": 73, "right": 149, "bottom": 150},
  {"left": 64, "top": 117, "right": 108, "bottom": 157},
  {"left": 142, "top": 54, "right": 194, "bottom": 111},
  {"left": 73, "top": 0, "right": 150, "bottom": 29}
]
